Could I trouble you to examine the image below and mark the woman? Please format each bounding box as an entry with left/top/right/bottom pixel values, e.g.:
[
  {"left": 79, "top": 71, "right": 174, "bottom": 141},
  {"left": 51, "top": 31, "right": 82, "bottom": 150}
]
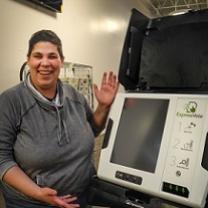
[{"left": 0, "top": 30, "right": 119, "bottom": 208}]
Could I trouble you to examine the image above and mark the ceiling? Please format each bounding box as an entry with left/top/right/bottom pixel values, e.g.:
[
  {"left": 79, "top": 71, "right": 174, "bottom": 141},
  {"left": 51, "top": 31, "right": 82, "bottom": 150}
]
[{"left": 148, "top": 0, "right": 208, "bottom": 16}]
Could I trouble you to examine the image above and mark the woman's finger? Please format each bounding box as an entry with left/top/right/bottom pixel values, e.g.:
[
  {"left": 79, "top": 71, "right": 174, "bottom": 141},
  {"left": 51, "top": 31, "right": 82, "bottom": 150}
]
[
  {"left": 61, "top": 196, "right": 77, "bottom": 203},
  {"left": 101, "top": 72, "right": 107, "bottom": 87}
]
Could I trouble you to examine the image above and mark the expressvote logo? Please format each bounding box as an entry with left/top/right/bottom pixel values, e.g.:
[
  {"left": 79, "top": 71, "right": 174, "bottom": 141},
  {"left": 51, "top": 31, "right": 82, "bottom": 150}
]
[
  {"left": 185, "top": 101, "right": 197, "bottom": 113},
  {"left": 176, "top": 101, "right": 203, "bottom": 119}
]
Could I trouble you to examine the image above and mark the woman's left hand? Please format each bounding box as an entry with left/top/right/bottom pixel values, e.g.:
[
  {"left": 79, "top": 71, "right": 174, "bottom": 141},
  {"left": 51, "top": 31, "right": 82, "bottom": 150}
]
[
  {"left": 55, "top": 194, "right": 80, "bottom": 208},
  {"left": 93, "top": 71, "right": 119, "bottom": 108}
]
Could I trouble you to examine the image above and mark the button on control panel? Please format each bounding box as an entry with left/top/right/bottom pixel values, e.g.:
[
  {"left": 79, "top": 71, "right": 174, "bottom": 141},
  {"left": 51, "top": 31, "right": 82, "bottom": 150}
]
[
  {"left": 162, "top": 182, "right": 189, "bottom": 198},
  {"left": 115, "top": 171, "right": 142, "bottom": 185}
]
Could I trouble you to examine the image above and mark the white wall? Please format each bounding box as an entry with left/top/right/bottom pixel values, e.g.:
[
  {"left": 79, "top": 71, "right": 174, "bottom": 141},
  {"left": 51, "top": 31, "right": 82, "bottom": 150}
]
[
  {"left": 0, "top": 0, "right": 156, "bottom": 93},
  {"left": 0, "top": 0, "right": 157, "bottom": 206}
]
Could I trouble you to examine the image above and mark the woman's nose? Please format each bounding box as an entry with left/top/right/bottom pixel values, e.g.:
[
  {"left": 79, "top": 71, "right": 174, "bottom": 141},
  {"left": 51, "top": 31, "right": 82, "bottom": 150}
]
[{"left": 40, "top": 57, "right": 50, "bottom": 66}]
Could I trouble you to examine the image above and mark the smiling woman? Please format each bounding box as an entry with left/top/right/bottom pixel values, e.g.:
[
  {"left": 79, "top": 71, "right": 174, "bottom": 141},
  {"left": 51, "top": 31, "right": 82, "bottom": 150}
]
[
  {"left": 27, "top": 30, "right": 64, "bottom": 99},
  {"left": 27, "top": 41, "right": 64, "bottom": 99},
  {"left": 0, "top": 29, "right": 119, "bottom": 208}
]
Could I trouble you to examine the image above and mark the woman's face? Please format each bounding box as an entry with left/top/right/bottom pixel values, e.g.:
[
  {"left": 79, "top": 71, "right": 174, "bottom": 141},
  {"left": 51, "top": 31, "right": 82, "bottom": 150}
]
[{"left": 27, "top": 41, "right": 63, "bottom": 92}]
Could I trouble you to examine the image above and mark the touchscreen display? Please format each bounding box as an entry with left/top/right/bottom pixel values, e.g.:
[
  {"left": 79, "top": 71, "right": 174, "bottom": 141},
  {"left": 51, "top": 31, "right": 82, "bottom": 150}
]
[{"left": 111, "top": 98, "right": 169, "bottom": 173}]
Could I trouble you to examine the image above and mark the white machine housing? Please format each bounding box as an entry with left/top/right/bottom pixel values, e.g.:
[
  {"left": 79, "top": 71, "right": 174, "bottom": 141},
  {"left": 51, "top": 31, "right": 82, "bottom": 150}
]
[{"left": 97, "top": 92, "right": 208, "bottom": 208}]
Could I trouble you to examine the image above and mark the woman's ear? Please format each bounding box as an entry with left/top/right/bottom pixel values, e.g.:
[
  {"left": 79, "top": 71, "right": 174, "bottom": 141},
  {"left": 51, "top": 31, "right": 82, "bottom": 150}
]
[
  {"left": 26, "top": 56, "right": 30, "bottom": 65},
  {"left": 60, "top": 58, "right": 65, "bottom": 68}
]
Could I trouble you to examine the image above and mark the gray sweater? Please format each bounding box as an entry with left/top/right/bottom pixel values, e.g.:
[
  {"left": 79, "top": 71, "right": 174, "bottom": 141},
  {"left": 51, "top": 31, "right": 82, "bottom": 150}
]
[{"left": 0, "top": 79, "right": 99, "bottom": 204}]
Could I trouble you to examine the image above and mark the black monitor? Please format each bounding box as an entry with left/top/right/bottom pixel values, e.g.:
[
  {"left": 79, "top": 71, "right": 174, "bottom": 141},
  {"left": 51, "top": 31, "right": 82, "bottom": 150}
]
[
  {"left": 111, "top": 98, "right": 169, "bottom": 173},
  {"left": 25, "top": 0, "right": 62, "bottom": 12}
]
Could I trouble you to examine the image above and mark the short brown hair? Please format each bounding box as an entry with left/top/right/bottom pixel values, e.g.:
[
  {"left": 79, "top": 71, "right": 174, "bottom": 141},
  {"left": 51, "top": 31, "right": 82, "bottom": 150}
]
[{"left": 27, "top": 30, "right": 64, "bottom": 59}]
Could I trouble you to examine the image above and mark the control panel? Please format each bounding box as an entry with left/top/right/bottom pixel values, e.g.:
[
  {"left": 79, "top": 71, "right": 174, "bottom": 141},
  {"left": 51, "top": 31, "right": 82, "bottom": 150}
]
[{"left": 162, "top": 98, "right": 207, "bottom": 197}]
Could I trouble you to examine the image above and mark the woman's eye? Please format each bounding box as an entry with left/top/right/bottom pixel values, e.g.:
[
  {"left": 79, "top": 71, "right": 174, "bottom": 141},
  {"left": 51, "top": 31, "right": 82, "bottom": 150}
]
[
  {"left": 33, "top": 54, "right": 42, "bottom": 59},
  {"left": 49, "top": 54, "right": 58, "bottom": 59}
]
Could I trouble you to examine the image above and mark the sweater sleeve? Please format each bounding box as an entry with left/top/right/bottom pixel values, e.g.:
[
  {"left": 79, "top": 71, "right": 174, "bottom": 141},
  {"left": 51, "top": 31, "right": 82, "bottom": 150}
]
[
  {"left": 84, "top": 98, "right": 103, "bottom": 137},
  {"left": 63, "top": 83, "right": 103, "bottom": 137},
  {"left": 0, "top": 91, "right": 20, "bottom": 180}
]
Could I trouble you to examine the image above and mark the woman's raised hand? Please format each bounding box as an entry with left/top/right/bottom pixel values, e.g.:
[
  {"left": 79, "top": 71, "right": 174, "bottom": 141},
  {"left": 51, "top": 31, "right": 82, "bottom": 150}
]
[{"left": 93, "top": 71, "right": 119, "bottom": 108}]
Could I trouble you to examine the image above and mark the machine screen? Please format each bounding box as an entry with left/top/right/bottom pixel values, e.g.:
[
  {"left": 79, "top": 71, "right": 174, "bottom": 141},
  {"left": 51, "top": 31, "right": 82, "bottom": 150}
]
[{"left": 111, "top": 98, "right": 169, "bottom": 173}]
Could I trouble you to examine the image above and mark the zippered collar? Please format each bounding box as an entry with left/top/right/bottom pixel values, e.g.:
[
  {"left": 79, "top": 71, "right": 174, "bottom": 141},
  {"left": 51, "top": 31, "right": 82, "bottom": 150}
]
[
  {"left": 24, "top": 73, "right": 63, "bottom": 109},
  {"left": 24, "top": 73, "right": 70, "bottom": 145}
]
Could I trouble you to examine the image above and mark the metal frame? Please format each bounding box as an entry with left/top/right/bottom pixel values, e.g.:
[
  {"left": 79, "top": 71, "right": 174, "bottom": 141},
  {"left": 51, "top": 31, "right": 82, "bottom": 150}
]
[{"left": 149, "top": 0, "right": 208, "bottom": 16}]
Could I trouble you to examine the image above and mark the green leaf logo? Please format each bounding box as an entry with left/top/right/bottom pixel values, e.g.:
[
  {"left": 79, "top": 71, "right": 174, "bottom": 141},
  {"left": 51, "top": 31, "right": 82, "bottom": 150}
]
[{"left": 185, "top": 101, "right": 197, "bottom": 113}]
